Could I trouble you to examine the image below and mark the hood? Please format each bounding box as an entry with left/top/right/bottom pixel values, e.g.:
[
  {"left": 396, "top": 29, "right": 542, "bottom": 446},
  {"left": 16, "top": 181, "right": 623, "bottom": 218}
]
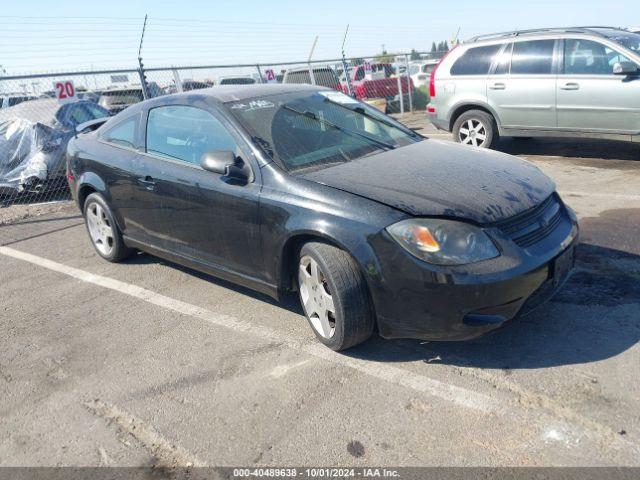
[{"left": 298, "top": 139, "right": 555, "bottom": 224}]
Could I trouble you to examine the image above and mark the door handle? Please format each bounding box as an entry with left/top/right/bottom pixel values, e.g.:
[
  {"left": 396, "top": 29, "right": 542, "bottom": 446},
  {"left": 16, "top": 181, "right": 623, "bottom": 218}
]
[
  {"left": 560, "top": 83, "right": 580, "bottom": 90},
  {"left": 489, "top": 82, "right": 506, "bottom": 90},
  {"left": 137, "top": 176, "right": 156, "bottom": 190}
]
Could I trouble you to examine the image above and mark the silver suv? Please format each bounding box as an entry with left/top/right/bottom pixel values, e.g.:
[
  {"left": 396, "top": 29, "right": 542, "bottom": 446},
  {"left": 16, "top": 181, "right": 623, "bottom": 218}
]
[{"left": 427, "top": 27, "right": 640, "bottom": 148}]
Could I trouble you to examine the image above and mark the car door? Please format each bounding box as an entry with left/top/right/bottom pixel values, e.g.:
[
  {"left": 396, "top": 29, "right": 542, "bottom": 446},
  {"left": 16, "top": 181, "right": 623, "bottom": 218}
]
[
  {"left": 486, "top": 39, "right": 558, "bottom": 129},
  {"left": 557, "top": 38, "right": 640, "bottom": 133},
  {"left": 137, "top": 104, "right": 262, "bottom": 279},
  {"left": 96, "top": 112, "right": 151, "bottom": 241}
]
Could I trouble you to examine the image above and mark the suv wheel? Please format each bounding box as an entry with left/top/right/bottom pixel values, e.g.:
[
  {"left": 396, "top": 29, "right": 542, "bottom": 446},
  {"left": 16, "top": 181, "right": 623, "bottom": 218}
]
[
  {"left": 453, "top": 110, "right": 497, "bottom": 148},
  {"left": 297, "top": 242, "right": 374, "bottom": 351}
]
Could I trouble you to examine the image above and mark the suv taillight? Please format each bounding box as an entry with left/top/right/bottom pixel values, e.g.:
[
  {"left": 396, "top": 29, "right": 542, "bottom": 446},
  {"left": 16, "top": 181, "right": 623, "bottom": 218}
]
[
  {"left": 429, "top": 45, "right": 458, "bottom": 98},
  {"left": 428, "top": 69, "right": 437, "bottom": 97}
]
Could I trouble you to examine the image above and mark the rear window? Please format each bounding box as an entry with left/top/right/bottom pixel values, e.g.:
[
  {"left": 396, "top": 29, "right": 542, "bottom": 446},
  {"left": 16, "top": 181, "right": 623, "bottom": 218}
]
[
  {"left": 219, "top": 77, "right": 256, "bottom": 85},
  {"left": 100, "top": 90, "right": 144, "bottom": 106},
  {"left": 450, "top": 44, "right": 502, "bottom": 75},
  {"left": 285, "top": 69, "right": 339, "bottom": 88}
]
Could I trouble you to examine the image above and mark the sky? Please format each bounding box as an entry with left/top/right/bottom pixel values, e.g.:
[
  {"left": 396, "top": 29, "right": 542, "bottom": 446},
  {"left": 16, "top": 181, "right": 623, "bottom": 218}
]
[{"left": 0, "top": 0, "right": 637, "bottom": 78}]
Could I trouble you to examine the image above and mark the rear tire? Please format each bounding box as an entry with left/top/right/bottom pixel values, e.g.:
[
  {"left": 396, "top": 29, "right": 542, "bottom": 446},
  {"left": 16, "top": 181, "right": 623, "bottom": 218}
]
[
  {"left": 297, "top": 242, "right": 374, "bottom": 351},
  {"left": 452, "top": 110, "right": 497, "bottom": 149},
  {"left": 83, "top": 193, "right": 133, "bottom": 263}
]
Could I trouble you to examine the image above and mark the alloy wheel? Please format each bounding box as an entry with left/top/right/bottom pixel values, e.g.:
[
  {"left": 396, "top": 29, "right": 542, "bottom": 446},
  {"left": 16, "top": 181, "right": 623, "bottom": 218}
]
[
  {"left": 298, "top": 255, "right": 337, "bottom": 339},
  {"left": 459, "top": 118, "right": 487, "bottom": 147},
  {"left": 86, "top": 201, "right": 115, "bottom": 256}
]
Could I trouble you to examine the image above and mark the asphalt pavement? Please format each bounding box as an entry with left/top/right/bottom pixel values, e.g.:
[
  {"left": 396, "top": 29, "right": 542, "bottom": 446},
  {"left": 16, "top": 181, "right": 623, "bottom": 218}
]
[{"left": 1, "top": 116, "right": 639, "bottom": 467}]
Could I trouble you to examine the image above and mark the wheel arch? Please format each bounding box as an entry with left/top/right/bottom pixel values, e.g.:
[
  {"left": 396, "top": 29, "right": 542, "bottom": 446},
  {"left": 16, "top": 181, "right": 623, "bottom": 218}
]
[
  {"left": 278, "top": 230, "right": 380, "bottom": 335},
  {"left": 448, "top": 102, "right": 501, "bottom": 132},
  {"left": 76, "top": 171, "right": 107, "bottom": 208},
  {"left": 278, "top": 232, "right": 350, "bottom": 293}
]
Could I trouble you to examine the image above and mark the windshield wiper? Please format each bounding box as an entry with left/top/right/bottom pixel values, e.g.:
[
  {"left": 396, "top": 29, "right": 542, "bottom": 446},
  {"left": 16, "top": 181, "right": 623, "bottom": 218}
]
[
  {"left": 281, "top": 105, "right": 396, "bottom": 151},
  {"left": 322, "top": 98, "right": 422, "bottom": 139}
]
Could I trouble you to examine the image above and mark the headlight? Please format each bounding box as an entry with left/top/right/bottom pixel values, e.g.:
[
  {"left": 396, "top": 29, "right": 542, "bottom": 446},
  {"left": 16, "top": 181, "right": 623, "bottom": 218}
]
[{"left": 386, "top": 218, "right": 499, "bottom": 265}]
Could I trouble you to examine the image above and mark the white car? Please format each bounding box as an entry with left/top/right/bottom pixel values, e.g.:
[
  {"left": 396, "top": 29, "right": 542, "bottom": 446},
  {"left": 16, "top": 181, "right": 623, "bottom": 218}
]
[
  {"left": 408, "top": 60, "right": 439, "bottom": 89},
  {"left": 1, "top": 94, "right": 37, "bottom": 109}
]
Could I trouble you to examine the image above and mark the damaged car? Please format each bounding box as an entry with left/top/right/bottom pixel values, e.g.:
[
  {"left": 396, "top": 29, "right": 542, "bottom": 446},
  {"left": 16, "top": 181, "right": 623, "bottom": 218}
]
[
  {"left": 0, "top": 98, "right": 109, "bottom": 195},
  {"left": 67, "top": 85, "right": 579, "bottom": 351}
]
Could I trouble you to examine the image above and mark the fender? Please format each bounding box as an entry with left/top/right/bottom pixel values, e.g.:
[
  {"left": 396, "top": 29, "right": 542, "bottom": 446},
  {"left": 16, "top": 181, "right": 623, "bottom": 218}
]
[
  {"left": 75, "top": 171, "right": 108, "bottom": 205},
  {"left": 74, "top": 171, "right": 128, "bottom": 232}
]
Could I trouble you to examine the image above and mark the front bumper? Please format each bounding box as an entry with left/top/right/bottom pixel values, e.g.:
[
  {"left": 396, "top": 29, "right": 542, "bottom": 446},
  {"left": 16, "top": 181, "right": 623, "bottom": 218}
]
[{"left": 366, "top": 208, "right": 579, "bottom": 341}]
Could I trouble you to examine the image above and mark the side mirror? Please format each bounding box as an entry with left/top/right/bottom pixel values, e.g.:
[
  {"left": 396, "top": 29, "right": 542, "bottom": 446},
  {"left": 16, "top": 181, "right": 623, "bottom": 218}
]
[
  {"left": 200, "top": 150, "right": 249, "bottom": 182},
  {"left": 613, "top": 61, "right": 639, "bottom": 75}
]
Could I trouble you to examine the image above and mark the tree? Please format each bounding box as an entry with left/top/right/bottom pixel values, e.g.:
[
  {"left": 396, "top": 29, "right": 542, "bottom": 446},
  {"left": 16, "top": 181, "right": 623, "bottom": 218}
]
[
  {"left": 410, "top": 49, "right": 421, "bottom": 61},
  {"left": 374, "top": 49, "right": 395, "bottom": 63},
  {"left": 430, "top": 42, "right": 437, "bottom": 56}
]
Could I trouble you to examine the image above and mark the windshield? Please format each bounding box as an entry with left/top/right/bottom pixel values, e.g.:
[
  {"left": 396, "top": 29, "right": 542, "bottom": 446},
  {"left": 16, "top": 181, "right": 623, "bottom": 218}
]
[
  {"left": 597, "top": 29, "right": 640, "bottom": 53},
  {"left": 226, "top": 90, "right": 422, "bottom": 172}
]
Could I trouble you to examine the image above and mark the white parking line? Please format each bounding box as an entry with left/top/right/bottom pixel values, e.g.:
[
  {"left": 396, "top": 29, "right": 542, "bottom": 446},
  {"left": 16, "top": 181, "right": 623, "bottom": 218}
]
[
  {"left": 0, "top": 245, "right": 498, "bottom": 413},
  {"left": 3, "top": 245, "right": 640, "bottom": 458}
]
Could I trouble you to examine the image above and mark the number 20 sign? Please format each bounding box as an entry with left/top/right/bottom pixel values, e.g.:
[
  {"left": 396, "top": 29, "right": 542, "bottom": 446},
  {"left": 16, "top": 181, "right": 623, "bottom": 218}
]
[{"left": 53, "top": 80, "right": 76, "bottom": 104}]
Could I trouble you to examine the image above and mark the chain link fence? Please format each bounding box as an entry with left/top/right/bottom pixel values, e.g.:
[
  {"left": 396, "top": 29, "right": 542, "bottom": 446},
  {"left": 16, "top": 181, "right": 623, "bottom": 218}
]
[{"left": 0, "top": 49, "right": 446, "bottom": 222}]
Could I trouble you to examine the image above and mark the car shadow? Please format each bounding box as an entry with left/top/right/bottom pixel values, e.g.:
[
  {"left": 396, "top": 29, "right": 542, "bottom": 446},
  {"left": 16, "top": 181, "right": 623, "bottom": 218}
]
[
  {"left": 122, "top": 252, "right": 305, "bottom": 314},
  {"left": 346, "top": 242, "right": 640, "bottom": 369},
  {"left": 495, "top": 137, "right": 640, "bottom": 162}
]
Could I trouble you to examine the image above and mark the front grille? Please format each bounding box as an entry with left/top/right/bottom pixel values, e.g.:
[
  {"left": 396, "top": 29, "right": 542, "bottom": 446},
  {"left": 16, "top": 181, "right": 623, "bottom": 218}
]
[{"left": 491, "top": 194, "right": 563, "bottom": 248}]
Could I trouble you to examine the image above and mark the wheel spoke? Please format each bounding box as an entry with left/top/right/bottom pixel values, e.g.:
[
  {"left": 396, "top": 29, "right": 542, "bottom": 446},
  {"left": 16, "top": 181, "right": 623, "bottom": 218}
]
[
  {"left": 310, "top": 260, "right": 321, "bottom": 283},
  {"left": 462, "top": 136, "right": 473, "bottom": 144},
  {"left": 315, "top": 311, "right": 333, "bottom": 338},
  {"left": 459, "top": 127, "right": 469, "bottom": 135},
  {"left": 471, "top": 136, "right": 478, "bottom": 147},
  {"left": 475, "top": 133, "right": 486, "bottom": 141},
  {"left": 467, "top": 120, "right": 474, "bottom": 131},
  {"left": 322, "top": 291, "right": 335, "bottom": 315}
]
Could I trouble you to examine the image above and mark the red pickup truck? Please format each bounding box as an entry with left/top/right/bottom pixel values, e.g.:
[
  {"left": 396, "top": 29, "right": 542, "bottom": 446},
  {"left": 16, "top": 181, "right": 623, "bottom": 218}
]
[{"left": 341, "top": 63, "right": 413, "bottom": 112}]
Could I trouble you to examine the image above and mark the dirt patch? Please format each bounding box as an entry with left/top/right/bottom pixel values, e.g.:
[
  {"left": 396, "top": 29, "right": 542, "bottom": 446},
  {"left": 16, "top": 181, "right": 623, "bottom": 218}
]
[{"left": 0, "top": 200, "right": 76, "bottom": 226}]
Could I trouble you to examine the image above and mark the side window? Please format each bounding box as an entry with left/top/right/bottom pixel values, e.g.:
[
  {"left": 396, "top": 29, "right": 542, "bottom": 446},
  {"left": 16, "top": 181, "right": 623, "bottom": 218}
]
[
  {"left": 102, "top": 115, "right": 138, "bottom": 149},
  {"left": 146, "top": 106, "right": 237, "bottom": 166},
  {"left": 510, "top": 40, "right": 555, "bottom": 75},
  {"left": 564, "top": 39, "right": 632, "bottom": 75},
  {"left": 450, "top": 44, "right": 503, "bottom": 76}
]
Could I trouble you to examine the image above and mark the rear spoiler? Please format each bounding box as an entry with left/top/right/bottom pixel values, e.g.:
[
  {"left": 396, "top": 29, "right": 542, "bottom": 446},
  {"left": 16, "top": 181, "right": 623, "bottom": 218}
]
[{"left": 75, "top": 117, "right": 109, "bottom": 136}]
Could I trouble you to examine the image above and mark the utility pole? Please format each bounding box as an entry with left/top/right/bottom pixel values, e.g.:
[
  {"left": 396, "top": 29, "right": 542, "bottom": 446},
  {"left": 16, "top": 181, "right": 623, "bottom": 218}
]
[
  {"left": 137, "top": 14, "right": 151, "bottom": 99},
  {"left": 307, "top": 35, "right": 319, "bottom": 85},
  {"left": 341, "top": 24, "right": 354, "bottom": 97}
]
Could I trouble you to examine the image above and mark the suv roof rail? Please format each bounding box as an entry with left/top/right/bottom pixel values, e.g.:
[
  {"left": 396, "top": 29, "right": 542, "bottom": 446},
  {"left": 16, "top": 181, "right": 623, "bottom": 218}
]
[{"left": 466, "top": 26, "right": 626, "bottom": 43}]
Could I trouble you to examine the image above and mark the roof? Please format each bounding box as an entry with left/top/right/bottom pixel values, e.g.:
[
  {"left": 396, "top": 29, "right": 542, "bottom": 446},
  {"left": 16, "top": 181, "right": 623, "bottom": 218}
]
[
  {"left": 0, "top": 98, "right": 61, "bottom": 125},
  {"left": 170, "top": 83, "right": 327, "bottom": 103},
  {"left": 466, "top": 26, "right": 629, "bottom": 43}
]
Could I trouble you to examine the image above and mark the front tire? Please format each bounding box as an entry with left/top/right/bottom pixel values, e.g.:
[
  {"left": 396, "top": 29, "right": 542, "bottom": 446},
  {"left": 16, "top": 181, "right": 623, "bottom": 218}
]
[
  {"left": 83, "top": 193, "right": 133, "bottom": 262},
  {"left": 297, "top": 242, "right": 374, "bottom": 351},
  {"left": 452, "top": 110, "right": 497, "bottom": 148}
]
